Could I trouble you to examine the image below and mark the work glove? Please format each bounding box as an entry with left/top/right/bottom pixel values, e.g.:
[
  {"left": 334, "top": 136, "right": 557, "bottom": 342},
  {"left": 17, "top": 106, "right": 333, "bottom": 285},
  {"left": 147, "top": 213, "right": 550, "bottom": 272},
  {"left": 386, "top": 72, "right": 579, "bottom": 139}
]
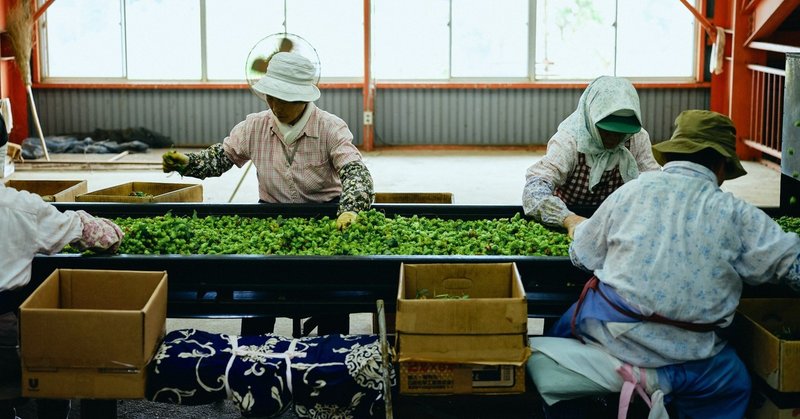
[
  {"left": 162, "top": 149, "right": 189, "bottom": 174},
  {"left": 562, "top": 214, "right": 587, "bottom": 239},
  {"left": 75, "top": 210, "right": 125, "bottom": 253},
  {"left": 336, "top": 211, "right": 358, "bottom": 230}
]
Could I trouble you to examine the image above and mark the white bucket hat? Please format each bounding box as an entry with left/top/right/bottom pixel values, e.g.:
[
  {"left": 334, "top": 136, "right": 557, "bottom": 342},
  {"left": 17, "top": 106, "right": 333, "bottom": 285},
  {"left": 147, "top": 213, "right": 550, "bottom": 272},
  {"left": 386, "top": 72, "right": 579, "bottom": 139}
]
[{"left": 252, "top": 52, "right": 320, "bottom": 102}]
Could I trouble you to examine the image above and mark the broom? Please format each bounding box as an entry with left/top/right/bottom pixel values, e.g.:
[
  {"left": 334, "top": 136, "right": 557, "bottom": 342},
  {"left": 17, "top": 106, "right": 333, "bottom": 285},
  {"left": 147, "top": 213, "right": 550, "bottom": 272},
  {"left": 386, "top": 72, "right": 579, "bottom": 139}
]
[{"left": 7, "top": 0, "right": 50, "bottom": 161}]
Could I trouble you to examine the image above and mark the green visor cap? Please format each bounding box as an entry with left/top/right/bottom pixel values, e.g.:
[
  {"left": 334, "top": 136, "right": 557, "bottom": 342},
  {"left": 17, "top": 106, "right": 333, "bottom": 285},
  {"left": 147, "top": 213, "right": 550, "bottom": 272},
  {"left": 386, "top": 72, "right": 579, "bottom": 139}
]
[
  {"left": 652, "top": 110, "right": 747, "bottom": 180},
  {"left": 595, "top": 114, "right": 642, "bottom": 134}
]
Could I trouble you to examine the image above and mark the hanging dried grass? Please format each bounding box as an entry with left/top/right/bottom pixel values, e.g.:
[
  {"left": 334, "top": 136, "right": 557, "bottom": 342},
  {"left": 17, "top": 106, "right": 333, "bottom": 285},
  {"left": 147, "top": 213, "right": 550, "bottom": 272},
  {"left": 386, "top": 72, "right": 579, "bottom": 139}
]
[{"left": 7, "top": 0, "right": 34, "bottom": 85}]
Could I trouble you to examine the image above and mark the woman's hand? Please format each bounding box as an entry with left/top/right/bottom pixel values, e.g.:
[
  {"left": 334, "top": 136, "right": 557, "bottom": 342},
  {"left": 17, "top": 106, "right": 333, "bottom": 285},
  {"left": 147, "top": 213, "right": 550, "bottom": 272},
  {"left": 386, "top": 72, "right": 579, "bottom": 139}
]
[
  {"left": 563, "top": 214, "right": 587, "bottom": 238},
  {"left": 162, "top": 150, "right": 189, "bottom": 174}
]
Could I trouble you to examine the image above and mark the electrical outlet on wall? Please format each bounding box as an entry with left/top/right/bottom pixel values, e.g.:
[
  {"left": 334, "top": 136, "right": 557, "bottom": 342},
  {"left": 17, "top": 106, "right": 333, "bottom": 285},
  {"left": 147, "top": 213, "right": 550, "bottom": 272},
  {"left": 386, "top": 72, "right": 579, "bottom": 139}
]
[{"left": 363, "top": 111, "right": 373, "bottom": 125}]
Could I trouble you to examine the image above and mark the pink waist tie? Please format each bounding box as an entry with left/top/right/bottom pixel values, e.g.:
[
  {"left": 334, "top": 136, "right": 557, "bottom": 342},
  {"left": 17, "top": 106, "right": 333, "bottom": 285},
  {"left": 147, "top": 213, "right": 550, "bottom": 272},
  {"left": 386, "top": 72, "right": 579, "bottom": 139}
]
[{"left": 617, "top": 363, "right": 653, "bottom": 419}]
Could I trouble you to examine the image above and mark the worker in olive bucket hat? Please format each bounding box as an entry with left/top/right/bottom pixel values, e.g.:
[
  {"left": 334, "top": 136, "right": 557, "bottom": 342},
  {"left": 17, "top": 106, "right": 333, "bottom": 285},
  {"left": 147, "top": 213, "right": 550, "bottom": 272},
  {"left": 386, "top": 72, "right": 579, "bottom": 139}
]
[
  {"left": 651, "top": 109, "right": 747, "bottom": 182},
  {"left": 528, "top": 110, "right": 800, "bottom": 419}
]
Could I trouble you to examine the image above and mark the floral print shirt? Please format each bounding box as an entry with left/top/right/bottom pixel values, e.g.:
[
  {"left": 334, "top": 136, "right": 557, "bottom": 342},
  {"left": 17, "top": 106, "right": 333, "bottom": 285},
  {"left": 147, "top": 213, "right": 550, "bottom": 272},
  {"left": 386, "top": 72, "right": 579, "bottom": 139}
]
[{"left": 569, "top": 161, "right": 800, "bottom": 367}]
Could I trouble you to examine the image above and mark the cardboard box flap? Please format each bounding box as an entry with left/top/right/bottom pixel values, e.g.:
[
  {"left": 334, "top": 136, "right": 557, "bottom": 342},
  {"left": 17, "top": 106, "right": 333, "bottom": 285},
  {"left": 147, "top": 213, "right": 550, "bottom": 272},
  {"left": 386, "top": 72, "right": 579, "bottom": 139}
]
[
  {"left": 399, "top": 263, "right": 523, "bottom": 299},
  {"left": 59, "top": 269, "right": 165, "bottom": 310},
  {"left": 143, "top": 274, "right": 169, "bottom": 364},
  {"left": 396, "top": 299, "right": 528, "bottom": 334},
  {"left": 397, "top": 334, "right": 531, "bottom": 366}
]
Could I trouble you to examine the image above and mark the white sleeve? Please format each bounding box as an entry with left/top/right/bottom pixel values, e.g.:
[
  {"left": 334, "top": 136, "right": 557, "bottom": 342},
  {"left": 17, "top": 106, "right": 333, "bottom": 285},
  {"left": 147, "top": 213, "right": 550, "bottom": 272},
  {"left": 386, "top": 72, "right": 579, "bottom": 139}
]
[
  {"left": 35, "top": 205, "right": 83, "bottom": 255},
  {"left": 630, "top": 129, "right": 661, "bottom": 172}
]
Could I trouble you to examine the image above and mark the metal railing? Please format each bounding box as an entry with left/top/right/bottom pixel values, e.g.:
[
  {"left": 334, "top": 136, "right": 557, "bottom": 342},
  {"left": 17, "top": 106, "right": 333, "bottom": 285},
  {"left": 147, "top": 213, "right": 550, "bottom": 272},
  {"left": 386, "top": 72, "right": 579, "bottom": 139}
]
[{"left": 745, "top": 64, "right": 785, "bottom": 159}]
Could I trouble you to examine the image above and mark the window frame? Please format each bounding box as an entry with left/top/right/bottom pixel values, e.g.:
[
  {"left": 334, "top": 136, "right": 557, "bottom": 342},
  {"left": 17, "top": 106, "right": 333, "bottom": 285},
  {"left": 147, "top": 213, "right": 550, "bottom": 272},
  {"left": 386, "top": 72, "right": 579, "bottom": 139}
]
[{"left": 33, "top": 0, "right": 707, "bottom": 89}]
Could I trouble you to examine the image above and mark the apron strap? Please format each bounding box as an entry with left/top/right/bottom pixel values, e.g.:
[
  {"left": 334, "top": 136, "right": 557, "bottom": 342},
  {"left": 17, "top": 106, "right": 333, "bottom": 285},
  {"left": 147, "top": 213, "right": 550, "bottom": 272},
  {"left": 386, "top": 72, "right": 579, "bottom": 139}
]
[{"left": 572, "top": 276, "right": 725, "bottom": 336}]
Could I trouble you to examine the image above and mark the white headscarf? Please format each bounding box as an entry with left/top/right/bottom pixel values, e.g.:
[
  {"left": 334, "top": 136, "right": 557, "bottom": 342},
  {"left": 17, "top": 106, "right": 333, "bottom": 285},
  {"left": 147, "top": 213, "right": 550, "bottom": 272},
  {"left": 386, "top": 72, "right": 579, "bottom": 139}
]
[{"left": 558, "top": 76, "right": 643, "bottom": 191}]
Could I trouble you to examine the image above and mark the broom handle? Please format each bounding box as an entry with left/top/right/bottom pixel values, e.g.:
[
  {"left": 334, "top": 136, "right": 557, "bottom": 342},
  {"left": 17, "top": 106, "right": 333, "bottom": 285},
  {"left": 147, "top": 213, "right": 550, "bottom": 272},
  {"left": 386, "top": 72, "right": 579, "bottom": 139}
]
[
  {"left": 228, "top": 160, "right": 253, "bottom": 202},
  {"left": 377, "top": 299, "right": 393, "bottom": 418},
  {"left": 26, "top": 85, "right": 50, "bottom": 161}
]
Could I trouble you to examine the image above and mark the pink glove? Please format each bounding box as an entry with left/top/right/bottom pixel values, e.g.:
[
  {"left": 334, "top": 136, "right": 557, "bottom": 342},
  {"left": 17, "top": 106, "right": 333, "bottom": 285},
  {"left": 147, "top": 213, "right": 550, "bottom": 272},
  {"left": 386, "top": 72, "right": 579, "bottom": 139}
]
[{"left": 75, "top": 210, "right": 124, "bottom": 253}]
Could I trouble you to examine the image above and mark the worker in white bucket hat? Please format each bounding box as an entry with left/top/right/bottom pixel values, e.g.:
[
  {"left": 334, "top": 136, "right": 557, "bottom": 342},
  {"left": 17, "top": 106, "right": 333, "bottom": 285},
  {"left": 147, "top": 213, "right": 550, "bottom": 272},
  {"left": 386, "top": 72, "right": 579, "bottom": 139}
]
[{"left": 162, "top": 51, "right": 373, "bottom": 336}]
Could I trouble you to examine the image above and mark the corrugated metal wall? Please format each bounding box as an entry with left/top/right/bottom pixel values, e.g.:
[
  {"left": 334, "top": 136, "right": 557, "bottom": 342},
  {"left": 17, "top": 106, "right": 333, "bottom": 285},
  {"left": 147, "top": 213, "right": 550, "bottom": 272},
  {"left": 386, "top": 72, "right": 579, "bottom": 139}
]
[
  {"left": 33, "top": 87, "right": 708, "bottom": 146},
  {"left": 32, "top": 88, "right": 364, "bottom": 146}
]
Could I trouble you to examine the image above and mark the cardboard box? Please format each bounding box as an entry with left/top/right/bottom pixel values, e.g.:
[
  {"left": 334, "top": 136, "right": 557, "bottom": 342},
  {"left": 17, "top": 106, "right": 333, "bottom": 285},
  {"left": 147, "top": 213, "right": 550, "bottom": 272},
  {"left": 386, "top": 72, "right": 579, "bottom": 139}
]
[
  {"left": 20, "top": 269, "right": 168, "bottom": 398},
  {"left": 4, "top": 179, "right": 88, "bottom": 202},
  {"left": 399, "top": 361, "right": 525, "bottom": 395},
  {"left": 736, "top": 299, "right": 800, "bottom": 392},
  {"left": 396, "top": 263, "right": 530, "bottom": 365},
  {"left": 76, "top": 181, "right": 202, "bottom": 203},
  {"left": 748, "top": 389, "right": 800, "bottom": 419}
]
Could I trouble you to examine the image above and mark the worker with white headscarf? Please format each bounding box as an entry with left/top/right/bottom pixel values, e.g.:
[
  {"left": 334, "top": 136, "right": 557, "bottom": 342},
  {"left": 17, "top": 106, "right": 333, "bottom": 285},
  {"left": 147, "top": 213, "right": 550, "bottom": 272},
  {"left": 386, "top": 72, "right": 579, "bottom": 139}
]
[{"left": 522, "top": 76, "right": 660, "bottom": 237}]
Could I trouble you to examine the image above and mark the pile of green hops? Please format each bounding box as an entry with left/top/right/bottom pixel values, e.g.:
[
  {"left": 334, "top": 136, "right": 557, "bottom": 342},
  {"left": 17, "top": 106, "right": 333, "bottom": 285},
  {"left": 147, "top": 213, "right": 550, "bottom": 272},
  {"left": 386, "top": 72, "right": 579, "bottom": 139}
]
[{"left": 64, "top": 210, "right": 572, "bottom": 256}]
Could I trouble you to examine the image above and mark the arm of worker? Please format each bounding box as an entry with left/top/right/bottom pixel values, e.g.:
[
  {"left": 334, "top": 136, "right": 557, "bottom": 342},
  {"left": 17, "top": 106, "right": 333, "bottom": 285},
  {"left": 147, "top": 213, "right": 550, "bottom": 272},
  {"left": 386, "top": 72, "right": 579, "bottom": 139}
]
[
  {"left": 629, "top": 128, "right": 661, "bottom": 172},
  {"left": 26, "top": 190, "right": 122, "bottom": 254},
  {"left": 567, "top": 191, "right": 617, "bottom": 272},
  {"left": 733, "top": 201, "right": 800, "bottom": 291},
  {"left": 163, "top": 143, "right": 235, "bottom": 179},
  {"left": 522, "top": 133, "right": 582, "bottom": 230},
  {"left": 335, "top": 161, "right": 374, "bottom": 229}
]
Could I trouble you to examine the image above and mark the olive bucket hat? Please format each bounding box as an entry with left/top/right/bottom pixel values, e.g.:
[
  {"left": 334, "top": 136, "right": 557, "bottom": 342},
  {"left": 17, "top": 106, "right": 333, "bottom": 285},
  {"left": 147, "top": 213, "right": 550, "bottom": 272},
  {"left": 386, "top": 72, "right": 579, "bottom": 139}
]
[{"left": 652, "top": 110, "right": 747, "bottom": 180}]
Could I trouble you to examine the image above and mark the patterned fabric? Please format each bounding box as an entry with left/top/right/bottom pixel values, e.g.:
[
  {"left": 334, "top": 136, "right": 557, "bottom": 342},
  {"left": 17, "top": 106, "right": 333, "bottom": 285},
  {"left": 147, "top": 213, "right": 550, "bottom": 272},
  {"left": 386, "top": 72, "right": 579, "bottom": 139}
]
[
  {"left": 179, "top": 104, "right": 373, "bottom": 215},
  {"left": 338, "top": 161, "right": 374, "bottom": 215},
  {"left": 147, "top": 329, "right": 394, "bottom": 418},
  {"left": 568, "top": 161, "right": 800, "bottom": 367},
  {"left": 75, "top": 210, "right": 124, "bottom": 253},
  {"left": 522, "top": 130, "right": 659, "bottom": 227},
  {"left": 183, "top": 143, "right": 232, "bottom": 179},
  {"left": 559, "top": 76, "right": 644, "bottom": 191},
  {"left": 554, "top": 152, "right": 625, "bottom": 206}
]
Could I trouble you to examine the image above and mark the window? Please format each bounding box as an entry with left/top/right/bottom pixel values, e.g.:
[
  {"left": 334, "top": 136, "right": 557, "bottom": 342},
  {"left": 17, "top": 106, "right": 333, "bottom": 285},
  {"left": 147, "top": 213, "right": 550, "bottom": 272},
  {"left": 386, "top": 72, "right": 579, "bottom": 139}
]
[
  {"left": 41, "top": 0, "right": 363, "bottom": 81},
  {"left": 39, "top": 0, "right": 698, "bottom": 83},
  {"left": 451, "top": 0, "right": 528, "bottom": 78},
  {"left": 126, "top": 0, "right": 201, "bottom": 80},
  {"left": 534, "top": 0, "right": 697, "bottom": 80},
  {"left": 373, "top": 0, "right": 450, "bottom": 79},
  {"left": 205, "top": 0, "right": 284, "bottom": 81},
  {"left": 42, "top": 0, "right": 124, "bottom": 78}
]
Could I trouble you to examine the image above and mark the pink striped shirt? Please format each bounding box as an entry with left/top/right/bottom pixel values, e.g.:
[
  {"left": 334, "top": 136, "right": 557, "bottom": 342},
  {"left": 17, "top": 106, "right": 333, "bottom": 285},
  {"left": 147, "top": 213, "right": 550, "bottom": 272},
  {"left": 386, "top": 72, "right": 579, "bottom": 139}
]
[{"left": 223, "top": 103, "right": 363, "bottom": 204}]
